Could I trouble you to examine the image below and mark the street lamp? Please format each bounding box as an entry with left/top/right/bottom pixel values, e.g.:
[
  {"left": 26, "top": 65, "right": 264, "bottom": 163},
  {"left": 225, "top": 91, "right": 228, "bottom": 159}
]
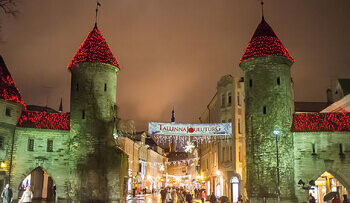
[{"left": 273, "top": 130, "right": 281, "bottom": 203}]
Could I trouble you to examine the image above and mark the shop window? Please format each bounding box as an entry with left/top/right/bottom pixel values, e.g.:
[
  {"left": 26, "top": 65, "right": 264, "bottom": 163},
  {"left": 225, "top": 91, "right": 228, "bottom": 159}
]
[
  {"left": 0, "top": 136, "right": 3, "bottom": 149},
  {"left": 277, "top": 77, "right": 281, "bottom": 85},
  {"left": 263, "top": 106, "right": 267, "bottom": 114},
  {"left": 249, "top": 79, "right": 253, "bottom": 87},
  {"left": 5, "top": 108, "right": 11, "bottom": 117},
  {"left": 28, "top": 139, "right": 34, "bottom": 151},
  {"left": 104, "top": 83, "right": 107, "bottom": 92},
  {"left": 47, "top": 140, "right": 53, "bottom": 152},
  {"left": 82, "top": 110, "right": 85, "bottom": 119}
]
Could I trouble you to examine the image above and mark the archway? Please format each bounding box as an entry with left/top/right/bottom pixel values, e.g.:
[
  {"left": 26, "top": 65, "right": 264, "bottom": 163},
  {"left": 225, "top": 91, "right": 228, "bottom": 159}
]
[
  {"left": 309, "top": 171, "right": 348, "bottom": 203},
  {"left": 18, "top": 167, "right": 56, "bottom": 202}
]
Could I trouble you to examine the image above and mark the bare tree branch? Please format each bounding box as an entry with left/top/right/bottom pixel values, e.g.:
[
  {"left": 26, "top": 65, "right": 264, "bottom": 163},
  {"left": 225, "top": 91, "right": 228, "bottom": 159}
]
[{"left": 0, "top": 0, "right": 18, "bottom": 17}]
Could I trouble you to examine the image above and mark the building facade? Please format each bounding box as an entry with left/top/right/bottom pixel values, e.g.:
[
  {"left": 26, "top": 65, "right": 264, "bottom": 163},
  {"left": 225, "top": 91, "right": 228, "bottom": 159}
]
[{"left": 199, "top": 75, "right": 246, "bottom": 202}]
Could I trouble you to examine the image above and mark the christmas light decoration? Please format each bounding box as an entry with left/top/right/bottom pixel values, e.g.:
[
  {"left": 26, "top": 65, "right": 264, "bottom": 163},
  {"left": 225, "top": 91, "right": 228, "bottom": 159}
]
[
  {"left": 240, "top": 18, "right": 294, "bottom": 63},
  {"left": 17, "top": 111, "right": 70, "bottom": 130},
  {"left": 0, "top": 56, "right": 26, "bottom": 107},
  {"left": 291, "top": 112, "right": 350, "bottom": 132},
  {"left": 67, "top": 26, "right": 120, "bottom": 70},
  {"left": 184, "top": 140, "right": 195, "bottom": 153}
]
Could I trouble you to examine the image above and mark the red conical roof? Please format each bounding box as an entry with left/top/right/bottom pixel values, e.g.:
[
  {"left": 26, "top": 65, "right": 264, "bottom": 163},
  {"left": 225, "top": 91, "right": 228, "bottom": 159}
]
[
  {"left": 240, "top": 18, "right": 294, "bottom": 63},
  {"left": 67, "top": 26, "right": 120, "bottom": 70},
  {"left": 0, "top": 55, "right": 26, "bottom": 107}
]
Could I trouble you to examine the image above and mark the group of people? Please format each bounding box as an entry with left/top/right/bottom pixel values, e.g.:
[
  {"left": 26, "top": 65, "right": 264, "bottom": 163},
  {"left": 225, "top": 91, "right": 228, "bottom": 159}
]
[
  {"left": 160, "top": 187, "right": 219, "bottom": 203},
  {"left": 309, "top": 193, "right": 349, "bottom": 203},
  {"left": 1, "top": 184, "right": 33, "bottom": 203}
]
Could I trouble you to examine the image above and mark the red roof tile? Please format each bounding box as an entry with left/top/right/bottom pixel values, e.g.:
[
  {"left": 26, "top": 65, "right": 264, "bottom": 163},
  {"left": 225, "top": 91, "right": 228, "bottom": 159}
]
[
  {"left": 68, "top": 26, "right": 120, "bottom": 70},
  {"left": 240, "top": 18, "right": 294, "bottom": 63},
  {"left": 0, "top": 55, "right": 26, "bottom": 107}
]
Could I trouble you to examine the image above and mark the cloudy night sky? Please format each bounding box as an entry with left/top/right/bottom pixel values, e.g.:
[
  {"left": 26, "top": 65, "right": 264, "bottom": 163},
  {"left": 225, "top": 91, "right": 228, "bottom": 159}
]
[{"left": 1, "top": 0, "right": 350, "bottom": 130}]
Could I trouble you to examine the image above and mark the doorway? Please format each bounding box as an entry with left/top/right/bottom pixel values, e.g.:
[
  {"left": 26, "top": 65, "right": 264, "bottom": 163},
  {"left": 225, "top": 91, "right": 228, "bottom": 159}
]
[{"left": 18, "top": 167, "right": 56, "bottom": 202}]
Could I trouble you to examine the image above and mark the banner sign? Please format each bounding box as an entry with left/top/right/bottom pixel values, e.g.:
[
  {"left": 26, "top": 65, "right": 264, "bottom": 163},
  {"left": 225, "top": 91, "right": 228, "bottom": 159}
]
[{"left": 148, "top": 122, "right": 232, "bottom": 136}]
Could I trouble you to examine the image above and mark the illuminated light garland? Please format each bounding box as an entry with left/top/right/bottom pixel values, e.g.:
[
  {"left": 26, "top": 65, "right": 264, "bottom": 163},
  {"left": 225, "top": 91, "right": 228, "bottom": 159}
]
[
  {"left": 17, "top": 111, "right": 70, "bottom": 130},
  {"left": 291, "top": 112, "right": 350, "bottom": 132},
  {"left": 154, "top": 134, "right": 232, "bottom": 145},
  {"left": 0, "top": 56, "right": 26, "bottom": 108},
  {"left": 67, "top": 26, "right": 120, "bottom": 70},
  {"left": 240, "top": 18, "right": 294, "bottom": 63}
]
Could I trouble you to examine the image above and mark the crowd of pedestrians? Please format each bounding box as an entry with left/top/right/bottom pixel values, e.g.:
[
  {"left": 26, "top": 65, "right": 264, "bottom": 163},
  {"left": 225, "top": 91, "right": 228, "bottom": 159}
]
[{"left": 159, "top": 187, "right": 227, "bottom": 203}]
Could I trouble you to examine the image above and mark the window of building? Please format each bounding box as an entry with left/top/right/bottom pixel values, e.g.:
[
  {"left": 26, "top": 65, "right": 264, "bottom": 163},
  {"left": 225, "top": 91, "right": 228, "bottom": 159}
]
[
  {"left": 221, "top": 94, "right": 226, "bottom": 107},
  {"left": 0, "top": 136, "right": 4, "bottom": 149},
  {"left": 82, "top": 110, "right": 85, "bottom": 119},
  {"left": 230, "top": 146, "right": 233, "bottom": 161},
  {"left": 222, "top": 120, "right": 226, "bottom": 123},
  {"left": 207, "top": 159, "right": 209, "bottom": 170},
  {"left": 228, "top": 92, "right": 232, "bottom": 105},
  {"left": 76, "top": 83, "right": 79, "bottom": 91},
  {"left": 5, "top": 108, "right": 11, "bottom": 117},
  {"left": 339, "top": 144, "right": 344, "bottom": 155},
  {"left": 28, "top": 139, "right": 34, "bottom": 151},
  {"left": 277, "top": 77, "right": 281, "bottom": 85},
  {"left": 239, "top": 146, "right": 242, "bottom": 162},
  {"left": 47, "top": 139, "right": 53, "bottom": 152},
  {"left": 312, "top": 143, "right": 316, "bottom": 155},
  {"left": 249, "top": 79, "right": 252, "bottom": 87},
  {"left": 238, "top": 119, "right": 241, "bottom": 134},
  {"left": 237, "top": 92, "right": 241, "bottom": 106},
  {"left": 104, "top": 83, "right": 107, "bottom": 92},
  {"left": 263, "top": 106, "right": 267, "bottom": 114},
  {"left": 228, "top": 119, "right": 232, "bottom": 122}
]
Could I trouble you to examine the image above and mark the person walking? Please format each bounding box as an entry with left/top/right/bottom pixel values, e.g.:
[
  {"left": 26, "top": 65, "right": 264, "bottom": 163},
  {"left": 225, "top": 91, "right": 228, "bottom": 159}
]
[
  {"left": 1, "top": 184, "right": 13, "bottom": 203},
  {"left": 308, "top": 193, "right": 315, "bottom": 203},
  {"left": 19, "top": 187, "right": 33, "bottom": 203},
  {"left": 160, "top": 187, "right": 167, "bottom": 203},
  {"left": 177, "top": 190, "right": 185, "bottom": 203},
  {"left": 210, "top": 192, "right": 217, "bottom": 203},
  {"left": 332, "top": 193, "right": 341, "bottom": 203},
  {"left": 343, "top": 195, "right": 350, "bottom": 203},
  {"left": 201, "top": 190, "right": 206, "bottom": 203},
  {"left": 186, "top": 191, "right": 193, "bottom": 203},
  {"left": 166, "top": 188, "right": 173, "bottom": 203}
]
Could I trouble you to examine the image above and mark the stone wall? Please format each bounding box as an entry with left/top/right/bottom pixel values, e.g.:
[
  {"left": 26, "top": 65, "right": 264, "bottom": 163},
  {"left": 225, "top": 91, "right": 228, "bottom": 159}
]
[{"left": 294, "top": 131, "right": 350, "bottom": 202}]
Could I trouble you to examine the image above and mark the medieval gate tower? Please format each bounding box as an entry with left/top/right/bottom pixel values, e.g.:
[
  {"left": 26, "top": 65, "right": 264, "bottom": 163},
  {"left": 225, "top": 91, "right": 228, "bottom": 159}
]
[{"left": 240, "top": 17, "right": 296, "bottom": 202}]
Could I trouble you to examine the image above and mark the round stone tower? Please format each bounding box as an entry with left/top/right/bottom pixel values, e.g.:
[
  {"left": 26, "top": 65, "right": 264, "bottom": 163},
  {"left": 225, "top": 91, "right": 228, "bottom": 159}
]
[
  {"left": 68, "top": 25, "right": 126, "bottom": 202},
  {"left": 239, "top": 17, "right": 296, "bottom": 202}
]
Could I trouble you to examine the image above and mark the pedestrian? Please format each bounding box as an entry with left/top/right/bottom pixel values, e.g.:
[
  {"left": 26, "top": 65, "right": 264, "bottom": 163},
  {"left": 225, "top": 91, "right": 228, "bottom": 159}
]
[
  {"left": 160, "top": 187, "right": 167, "bottom": 203},
  {"left": 1, "top": 184, "right": 13, "bottom": 203},
  {"left": 201, "top": 190, "right": 206, "bottom": 203},
  {"left": 19, "top": 186, "right": 33, "bottom": 203},
  {"left": 171, "top": 188, "right": 176, "bottom": 202},
  {"left": 166, "top": 188, "right": 173, "bottom": 203},
  {"left": 177, "top": 190, "right": 185, "bottom": 203},
  {"left": 186, "top": 191, "right": 193, "bottom": 203},
  {"left": 332, "top": 193, "right": 341, "bottom": 203},
  {"left": 308, "top": 193, "right": 315, "bottom": 203},
  {"left": 210, "top": 192, "right": 217, "bottom": 203},
  {"left": 343, "top": 195, "right": 350, "bottom": 203}
]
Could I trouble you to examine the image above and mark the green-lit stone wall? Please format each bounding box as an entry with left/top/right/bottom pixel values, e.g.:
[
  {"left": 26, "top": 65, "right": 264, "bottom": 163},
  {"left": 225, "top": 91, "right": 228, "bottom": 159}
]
[
  {"left": 294, "top": 132, "right": 350, "bottom": 202},
  {"left": 10, "top": 127, "right": 70, "bottom": 201},
  {"left": 240, "top": 56, "right": 296, "bottom": 202}
]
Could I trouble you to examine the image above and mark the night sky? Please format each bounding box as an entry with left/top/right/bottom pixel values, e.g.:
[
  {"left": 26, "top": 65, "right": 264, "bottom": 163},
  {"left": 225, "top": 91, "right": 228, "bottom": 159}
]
[{"left": 1, "top": 0, "right": 350, "bottom": 130}]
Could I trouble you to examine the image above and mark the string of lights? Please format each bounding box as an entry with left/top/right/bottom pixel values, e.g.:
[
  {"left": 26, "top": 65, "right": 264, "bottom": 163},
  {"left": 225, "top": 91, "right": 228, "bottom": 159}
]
[{"left": 17, "top": 111, "right": 70, "bottom": 130}]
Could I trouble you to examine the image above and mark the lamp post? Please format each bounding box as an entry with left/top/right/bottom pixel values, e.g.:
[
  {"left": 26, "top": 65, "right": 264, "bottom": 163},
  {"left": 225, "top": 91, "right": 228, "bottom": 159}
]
[{"left": 273, "top": 130, "right": 281, "bottom": 203}]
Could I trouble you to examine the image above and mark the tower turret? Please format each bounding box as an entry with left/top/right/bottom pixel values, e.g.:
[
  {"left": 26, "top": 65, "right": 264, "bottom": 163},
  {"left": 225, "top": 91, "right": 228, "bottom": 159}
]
[
  {"left": 240, "top": 18, "right": 296, "bottom": 202},
  {"left": 68, "top": 25, "right": 126, "bottom": 202}
]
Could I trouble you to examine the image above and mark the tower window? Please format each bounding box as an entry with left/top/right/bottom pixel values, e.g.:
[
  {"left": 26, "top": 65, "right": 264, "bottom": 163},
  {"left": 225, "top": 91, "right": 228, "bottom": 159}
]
[
  {"left": 263, "top": 106, "right": 267, "bottom": 114},
  {"left": 76, "top": 83, "right": 79, "bottom": 91},
  {"left": 249, "top": 79, "right": 253, "bottom": 87},
  {"left": 5, "top": 108, "right": 11, "bottom": 117},
  {"left": 312, "top": 144, "right": 316, "bottom": 155},
  {"left": 104, "top": 83, "right": 107, "bottom": 92},
  {"left": 277, "top": 77, "right": 281, "bottom": 85},
  {"left": 339, "top": 144, "right": 344, "bottom": 155},
  {"left": 47, "top": 139, "right": 53, "bottom": 152},
  {"left": 0, "top": 136, "right": 4, "bottom": 149},
  {"left": 28, "top": 139, "right": 34, "bottom": 151},
  {"left": 82, "top": 110, "right": 85, "bottom": 119},
  {"left": 237, "top": 92, "right": 241, "bottom": 106},
  {"left": 228, "top": 92, "right": 232, "bottom": 105},
  {"left": 238, "top": 119, "right": 241, "bottom": 134}
]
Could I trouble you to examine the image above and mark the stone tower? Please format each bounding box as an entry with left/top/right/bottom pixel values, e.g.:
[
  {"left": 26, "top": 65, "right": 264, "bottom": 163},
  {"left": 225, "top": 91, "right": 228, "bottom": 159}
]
[
  {"left": 239, "top": 17, "right": 296, "bottom": 202},
  {"left": 68, "top": 25, "right": 127, "bottom": 202}
]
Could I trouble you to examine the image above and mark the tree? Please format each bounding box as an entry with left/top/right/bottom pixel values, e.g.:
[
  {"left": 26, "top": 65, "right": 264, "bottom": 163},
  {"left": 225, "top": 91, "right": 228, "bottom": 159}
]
[{"left": 0, "top": 0, "right": 17, "bottom": 16}]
